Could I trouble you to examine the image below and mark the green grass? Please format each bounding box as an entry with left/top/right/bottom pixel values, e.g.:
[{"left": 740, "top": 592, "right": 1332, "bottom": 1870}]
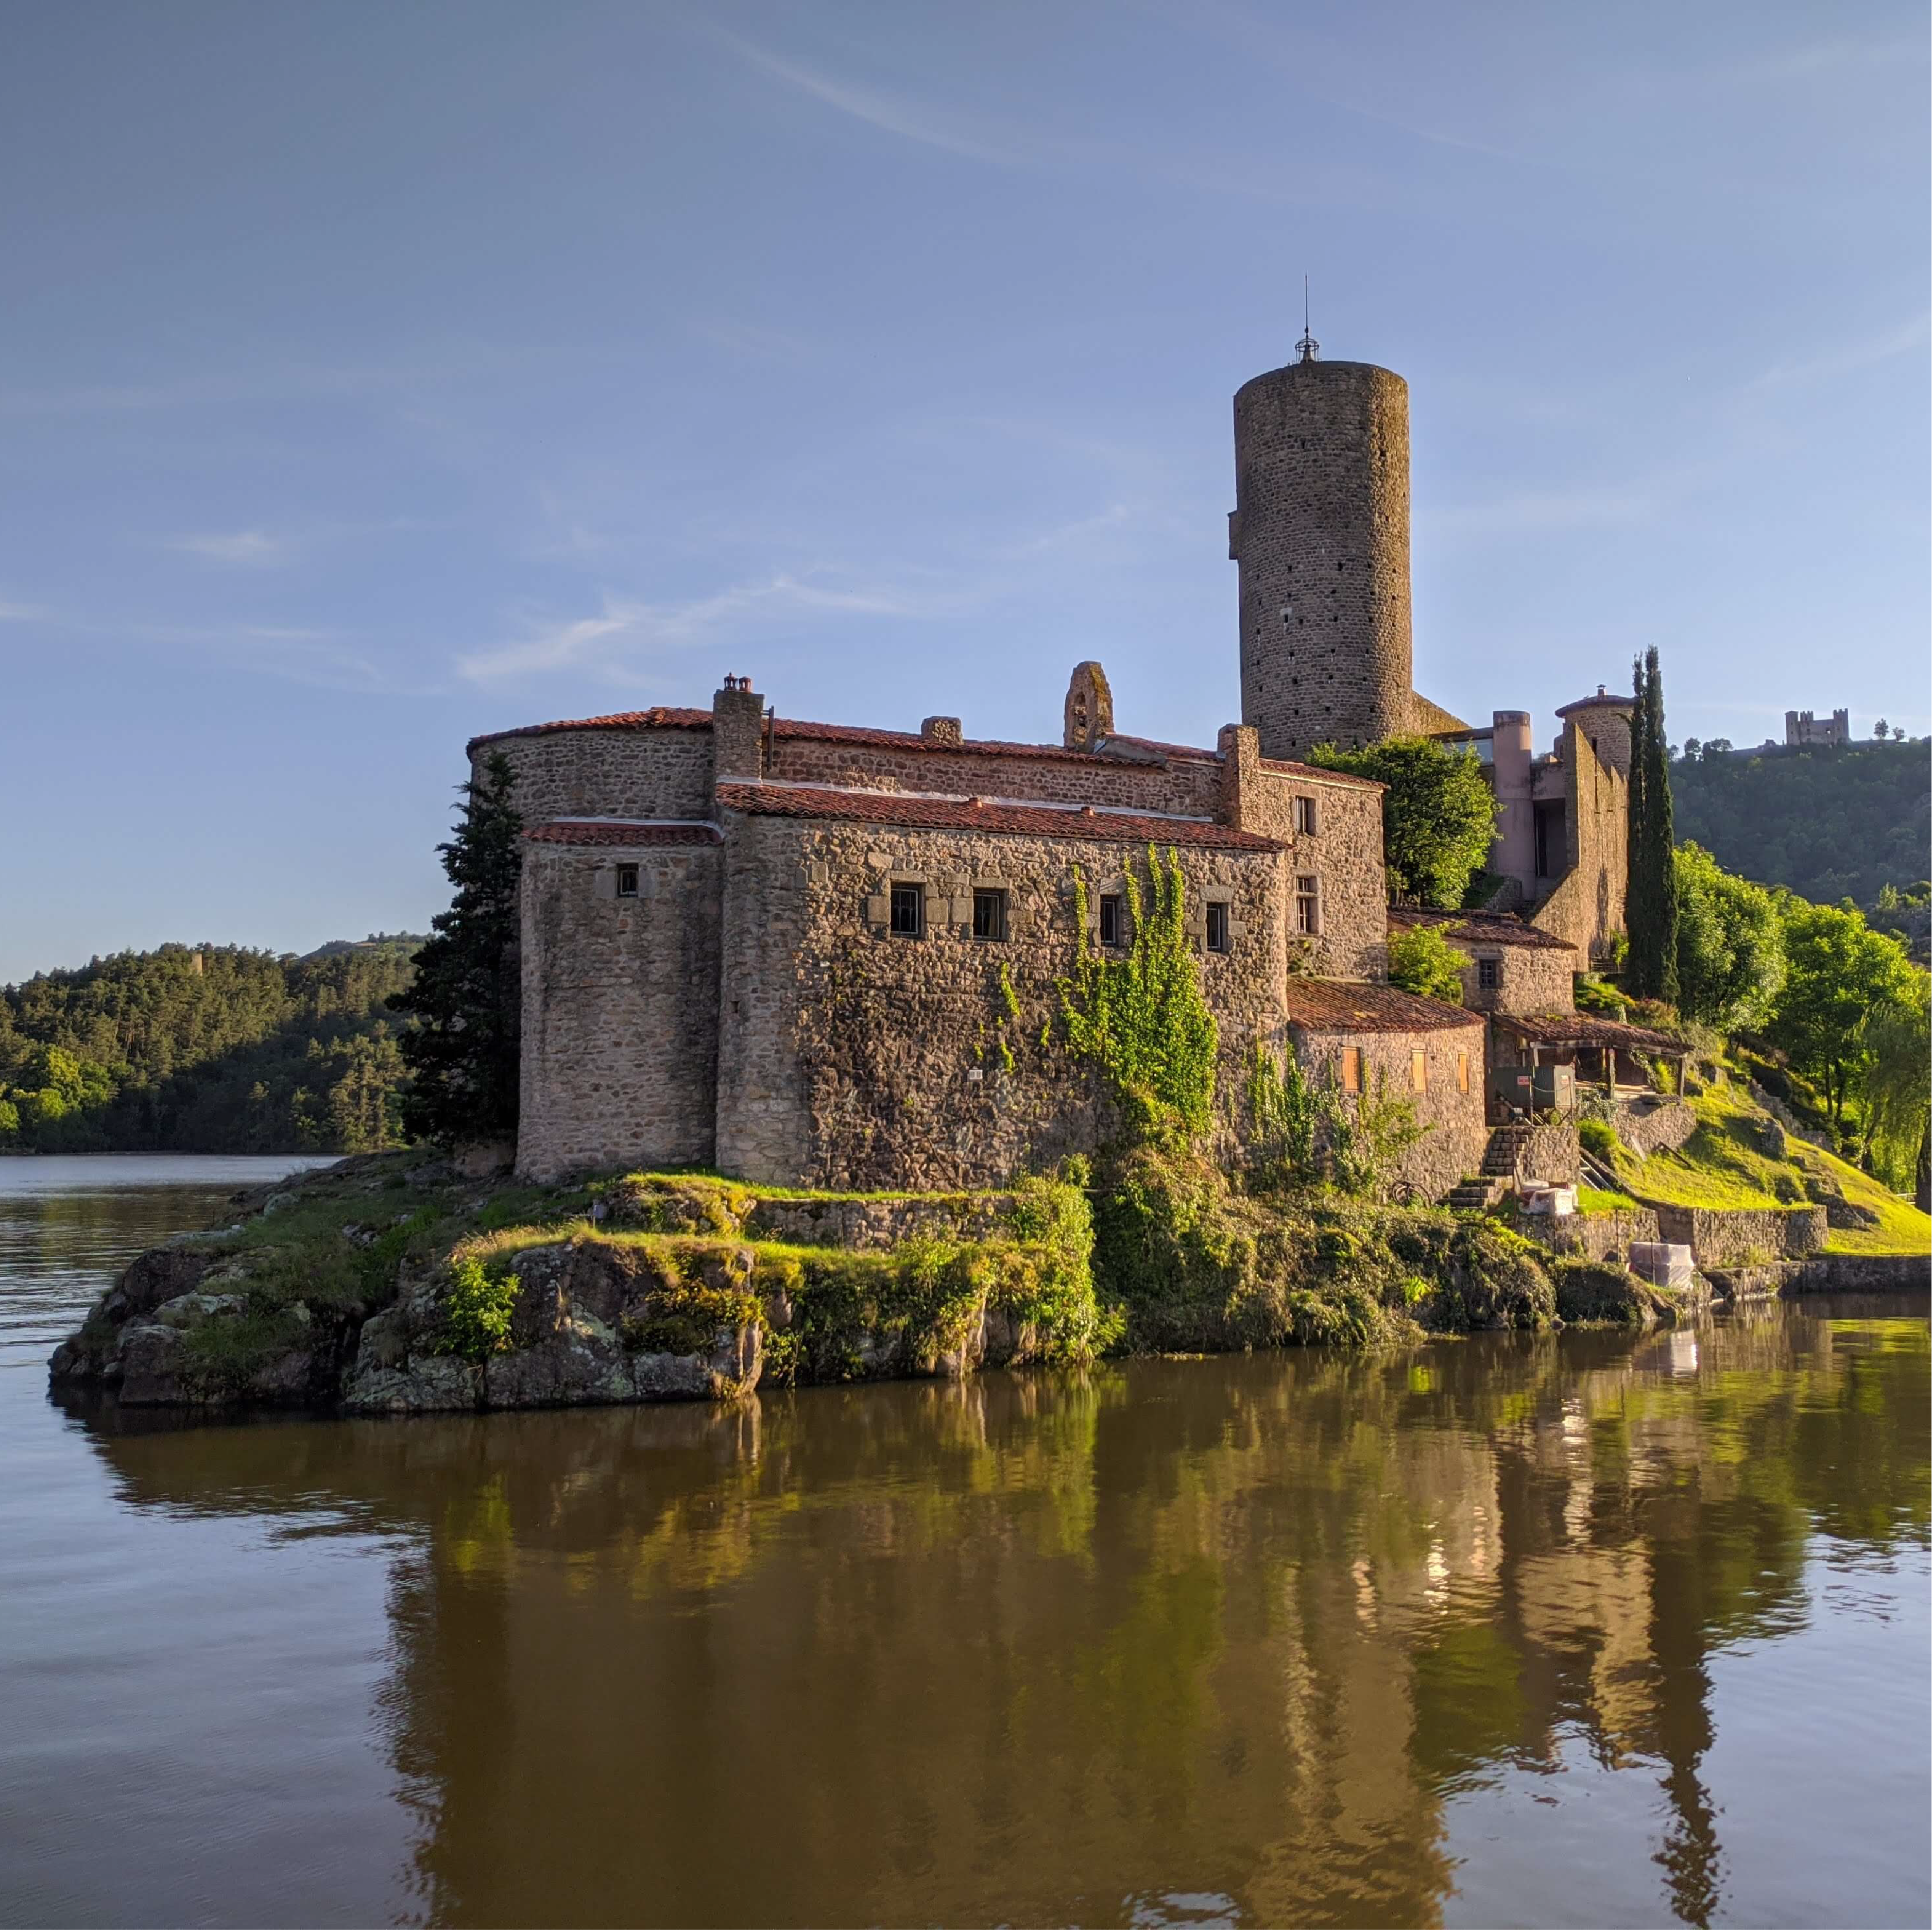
[
  {"left": 1606, "top": 1071, "right": 1931, "bottom": 1255},
  {"left": 1578, "top": 1185, "right": 1643, "bottom": 1214}
]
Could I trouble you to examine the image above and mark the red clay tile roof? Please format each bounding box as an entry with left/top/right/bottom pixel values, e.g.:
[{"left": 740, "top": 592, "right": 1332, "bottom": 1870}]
[
  {"left": 1283, "top": 978, "right": 1483, "bottom": 1033},
  {"left": 1554, "top": 691, "right": 1634, "bottom": 716},
  {"left": 1388, "top": 906, "right": 1577, "bottom": 952},
  {"left": 1258, "top": 757, "right": 1383, "bottom": 790},
  {"left": 471, "top": 707, "right": 710, "bottom": 750},
  {"left": 474, "top": 708, "right": 1216, "bottom": 767},
  {"left": 523, "top": 821, "right": 722, "bottom": 847},
  {"left": 713, "top": 782, "right": 1281, "bottom": 850},
  {"left": 1493, "top": 1011, "right": 1682, "bottom": 1052}
]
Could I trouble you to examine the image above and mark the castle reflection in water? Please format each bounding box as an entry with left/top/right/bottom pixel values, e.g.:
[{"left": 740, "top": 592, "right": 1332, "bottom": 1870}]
[{"left": 79, "top": 1302, "right": 1930, "bottom": 1928}]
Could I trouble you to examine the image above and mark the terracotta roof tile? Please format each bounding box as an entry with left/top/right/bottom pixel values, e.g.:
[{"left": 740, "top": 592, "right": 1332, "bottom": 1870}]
[
  {"left": 1388, "top": 907, "right": 1577, "bottom": 952},
  {"left": 1493, "top": 1011, "right": 1681, "bottom": 1052},
  {"left": 523, "top": 820, "right": 722, "bottom": 847},
  {"left": 1258, "top": 757, "right": 1383, "bottom": 791},
  {"left": 471, "top": 708, "right": 710, "bottom": 751},
  {"left": 713, "top": 782, "right": 1280, "bottom": 851},
  {"left": 1283, "top": 978, "right": 1483, "bottom": 1034}
]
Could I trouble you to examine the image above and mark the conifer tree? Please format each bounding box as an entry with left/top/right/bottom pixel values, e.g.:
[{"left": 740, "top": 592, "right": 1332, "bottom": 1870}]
[
  {"left": 1625, "top": 646, "right": 1679, "bottom": 1002},
  {"left": 387, "top": 753, "right": 523, "bottom": 1145}
]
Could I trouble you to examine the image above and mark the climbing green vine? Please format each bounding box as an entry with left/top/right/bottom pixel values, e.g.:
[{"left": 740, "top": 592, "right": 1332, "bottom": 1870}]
[{"left": 1057, "top": 846, "right": 1219, "bottom": 1140}]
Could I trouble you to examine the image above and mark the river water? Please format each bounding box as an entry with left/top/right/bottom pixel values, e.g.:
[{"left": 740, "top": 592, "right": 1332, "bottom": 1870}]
[{"left": 0, "top": 1156, "right": 1926, "bottom": 1929}]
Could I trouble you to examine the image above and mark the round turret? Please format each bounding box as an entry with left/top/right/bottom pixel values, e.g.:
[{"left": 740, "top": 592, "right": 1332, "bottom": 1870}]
[{"left": 1229, "top": 354, "right": 1412, "bottom": 760}]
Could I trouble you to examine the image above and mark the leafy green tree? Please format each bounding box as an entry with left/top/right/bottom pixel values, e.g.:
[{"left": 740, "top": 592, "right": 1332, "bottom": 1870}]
[
  {"left": 1626, "top": 647, "right": 1679, "bottom": 1002},
  {"left": 1672, "top": 844, "right": 1785, "bottom": 1031},
  {"left": 1767, "top": 900, "right": 1917, "bottom": 1129},
  {"left": 1860, "top": 973, "right": 1930, "bottom": 1202},
  {"left": 1059, "top": 847, "right": 1219, "bottom": 1139},
  {"left": 1671, "top": 736, "right": 1928, "bottom": 907},
  {"left": 1307, "top": 736, "right": 1497, "bottom": 908},
  {"left": 388, "top": 753, "right": 523, "bottom": 1147},
  {"left": 1386, "top": 924, "right": 1471, "bottom": 1003}
]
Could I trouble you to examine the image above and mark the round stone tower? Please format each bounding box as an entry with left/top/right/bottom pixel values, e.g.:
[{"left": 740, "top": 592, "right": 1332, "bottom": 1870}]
[{"left": 1228, "top": 335, "right": 1412, "bottom": 760}]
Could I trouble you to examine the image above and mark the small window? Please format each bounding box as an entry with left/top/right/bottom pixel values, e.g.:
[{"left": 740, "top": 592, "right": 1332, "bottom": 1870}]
[
  {"left": 1457, "top": 1049, "right": 1469, "bottom": 1094},
  {"left": 615, "top": 863, "right": 639, "bottom": 899},
  {"left": 890, "top": 882, "right": 924, "bottom": 937},
  {"left": 1098, "top": 893, "right": 1125, "bottom": 948},
  {"left": 1205, "top": 901, "right": 1230, "bottom": 954},
  {"left": 972, "top": 887, "right": 1007, "bottom": 942},
  {"left": 1477, "top": 957, "right": 1501, "bottom": 990},
  {"left": 1411, "top": 1048, "right": 1428, "bottom": 1093},
  {"left": 1340, "top": 1047, "right": 1362, "bottom": 1094},
  {"left": 1295, "top": 874, "right": 1320, "bottom": 935},
  {"left": 1294, "top": 795, "right": 1318, "bottom": 836}
]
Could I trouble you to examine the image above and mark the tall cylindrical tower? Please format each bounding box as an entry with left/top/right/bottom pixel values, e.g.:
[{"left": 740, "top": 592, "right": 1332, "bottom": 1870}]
[{"left": 1228, "top": 344, "right": 1412, "bottom": 760}]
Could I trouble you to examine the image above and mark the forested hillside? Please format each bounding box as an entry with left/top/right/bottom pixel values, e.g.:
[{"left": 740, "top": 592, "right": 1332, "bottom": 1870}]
[
  {"left": 1671, "top": 738, "right": 1929, "bottom": 909},
  {"left": 0, "top": 938, "right": 421, "bottom": 1154}
]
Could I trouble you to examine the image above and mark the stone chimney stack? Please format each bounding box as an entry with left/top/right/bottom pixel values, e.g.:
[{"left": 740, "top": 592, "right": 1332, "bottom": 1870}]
[
  {"left": 712, "top": 675, "right": 765, "bottom": 781},
  {"left": 1216, "top": 723, "right": 1261, "bottom": 830}
]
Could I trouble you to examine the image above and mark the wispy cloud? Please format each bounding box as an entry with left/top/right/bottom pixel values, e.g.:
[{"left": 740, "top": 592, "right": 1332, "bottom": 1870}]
[
  {"left": 168, "top": 529, "right": 290, "bottom": 566},
  {"left": 1431, "top": 483, "right": 1663, "bottom": 537},
  {"left": 694, "top": 16, "right": 1377, "bottom": 208},
  {"left": 459, "top": 571, "right": 967, "bottom": 685},
  {"left": 1748, "top": 311, "right": 1931, "bottom": 390},
  {"left": 0, "top": 600, "right": 45, "bottom": 621}
]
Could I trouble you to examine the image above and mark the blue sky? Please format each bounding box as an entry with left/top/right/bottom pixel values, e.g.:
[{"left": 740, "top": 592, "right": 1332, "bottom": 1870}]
[{"left": 2, "top": 2, "right": 1925, "bottom": 980}]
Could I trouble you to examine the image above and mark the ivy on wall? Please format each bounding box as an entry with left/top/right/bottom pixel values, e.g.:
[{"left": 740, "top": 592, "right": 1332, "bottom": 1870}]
[{"left": 1056, "top": 846, "right": 1219, "bottom": 1140}]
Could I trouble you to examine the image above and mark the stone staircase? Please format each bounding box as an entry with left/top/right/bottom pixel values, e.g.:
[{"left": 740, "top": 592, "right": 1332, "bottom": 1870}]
[{"left": 1447, "top": 1125, "right": 1533, "bottom": 1212}]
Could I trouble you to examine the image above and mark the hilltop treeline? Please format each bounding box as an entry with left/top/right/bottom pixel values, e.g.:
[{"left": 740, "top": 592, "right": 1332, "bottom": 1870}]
[
  {"left": 1671, "top": 737, "right": 1929, "bottom": 909},
  {"left": 0, "top": 940, "right": 422, "bottom": 1154}
]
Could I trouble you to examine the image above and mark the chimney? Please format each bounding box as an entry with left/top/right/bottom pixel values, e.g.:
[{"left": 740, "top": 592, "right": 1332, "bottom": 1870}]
[
  {"left": 712, "top": 674, "right": 765, "bottom": 781},
  {"left": 920, "top": 716, "right": 963, "bottom": 746},
  {"left": 1216, "top": 723, "right": 1260, "bottom": 829}
]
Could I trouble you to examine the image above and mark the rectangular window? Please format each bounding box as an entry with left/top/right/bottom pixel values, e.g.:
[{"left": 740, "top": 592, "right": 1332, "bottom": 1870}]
[
  {"left": 1098, "top": 893, "right": 1125, "bottom": 947},
  {"left": 1458, "top": 1049, "right": 1469, "bottom": 1094},
  {"left": 1411, "top": 1048, "right": 1428, "bottom": 1093},
  {"left": 971, "top": 887, "right": 1007, "bottom": 942},
  {"left": 1294, "top": 795, "right": 1318, "bottom": 836},
  {"left": 1340, "top": 1047, "right": 1362, "bottom": 1094},
  {"left": 1295, "top": 874, "right": 1320, "bottom": 934},
  {"left": 1477, "top": 957, "right": 1500, "bottom": 990},
  {"left": 889, "top": 882, "right": 924, "bottom": 937},
  {"left": 614, "top": 863, "right": 639, "bottom": 898},
  {"left": 1205, "top": 901, "right": 1230, "bottom": 953}
]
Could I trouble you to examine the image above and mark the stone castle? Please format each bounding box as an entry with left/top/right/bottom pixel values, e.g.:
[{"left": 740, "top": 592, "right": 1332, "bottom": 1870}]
[{"left": 472, "top": 336, "right": 1648, "bottom": 1199}]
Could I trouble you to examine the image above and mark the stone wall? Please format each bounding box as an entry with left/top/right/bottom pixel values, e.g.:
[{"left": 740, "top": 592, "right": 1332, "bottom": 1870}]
[
  {"left": 1221, "top": 739, "right": 1388, "bottom": 979},
  {"left": 1514, "top": 1120, "right": 1581, "bottom": 1185},
  {"left": 1531, "top": 727, "right": 1628, "bottom": 967},
  {"left": 714, "top": 811, "right": 1288, "bottom": 1190},
  {"left": 1231, "top": 358, "right": 1413, "bottom": 760},
  {"left": 1287, "top": 1021, "right": 1488, "bottom": 1205},
  {"left": 1615, "top": 1096, "right": 1696, "bottom": 1156},
  {"left": 1523, "top": 1206, "right": 1661, "bottom": 1263},
  {"left": 1460, "top": 942, "right": 1574, "bottom": 1016},
  {"left": 474, "top": 724, "right": 715, "bottom": 824},
  {"left": 517, "top": 836, "right": 723, "bottom": 1181},
  {"left": 1646, "top": 1203, "right": 1828, "bottom": 1266},
  {"left": 743, "top": 1194, "right": 1015, "bottom": 1251}
]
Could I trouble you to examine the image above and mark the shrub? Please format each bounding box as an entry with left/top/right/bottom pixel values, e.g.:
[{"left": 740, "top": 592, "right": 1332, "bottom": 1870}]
[
  {"left": 437, "top": 1252, "right": 520, "bottom": 1359},
  {"left": 1578, "top": 1117, "right": 1622, "bottom": 1162},
  {"left": 1386, "top": 925, "right": 1471, "bottom": 1004}
]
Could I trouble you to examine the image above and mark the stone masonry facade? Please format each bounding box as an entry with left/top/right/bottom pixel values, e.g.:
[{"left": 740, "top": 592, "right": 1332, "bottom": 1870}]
[{"left": 477, "top": 338, "right": 1630, "bottom": 1199}]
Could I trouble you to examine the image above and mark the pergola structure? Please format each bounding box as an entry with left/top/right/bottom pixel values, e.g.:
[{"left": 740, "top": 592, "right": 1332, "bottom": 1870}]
[{"left": 1491, "top": 1011, "right": 1687, "bottom": 1097}]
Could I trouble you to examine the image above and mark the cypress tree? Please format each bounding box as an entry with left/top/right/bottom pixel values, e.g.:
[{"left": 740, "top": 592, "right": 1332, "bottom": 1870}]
[
  {"left": 1625, "top": 646, "right": 1680, "bottom": 1003},
  {"left": 387, "top": 753, "right": 523, "bottom": 1146}
]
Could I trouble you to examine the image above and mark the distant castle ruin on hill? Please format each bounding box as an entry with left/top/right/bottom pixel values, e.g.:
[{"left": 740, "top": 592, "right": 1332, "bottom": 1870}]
[{"left": 471, "top": 334, "right": 1649, "bottom": 1199}]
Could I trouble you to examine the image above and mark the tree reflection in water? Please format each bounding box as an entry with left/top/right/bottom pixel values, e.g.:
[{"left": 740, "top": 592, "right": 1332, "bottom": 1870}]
[{"left": 78, "top": 1299, "right": 1930, "bottom": 1929}]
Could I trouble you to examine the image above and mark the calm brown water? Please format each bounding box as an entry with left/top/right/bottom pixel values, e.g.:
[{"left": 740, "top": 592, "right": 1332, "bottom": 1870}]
[{"left": 1, "top": 1159, "right": 1927, "bottom": 1929}]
